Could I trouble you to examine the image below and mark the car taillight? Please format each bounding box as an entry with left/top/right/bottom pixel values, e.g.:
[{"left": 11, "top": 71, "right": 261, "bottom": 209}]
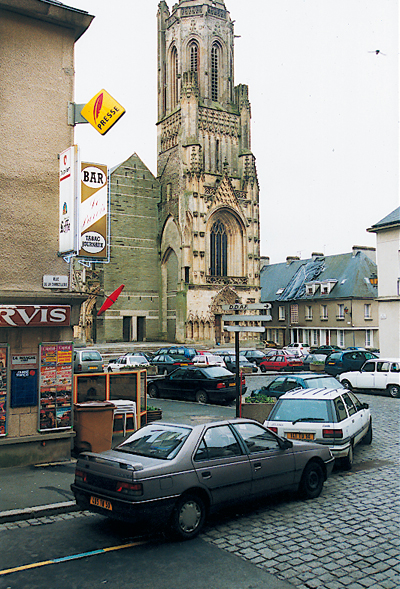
[
  {"left": 116, "top": 481, "right": 143, "bottom": 496},
  {"left": 77, "top": 364, "right": 82, "bottom": 372},
  {"left": 216, "top": 382, "right": 226, "bottom": 389},
  {"left": 75, "top": 469, "right": 87, "bottom": 483},
  {"left": 267, "top": 426, "right": 278, "bottom": 434},
  {"left": 323, "top": 429, "right": 343, "bottom": 439}
]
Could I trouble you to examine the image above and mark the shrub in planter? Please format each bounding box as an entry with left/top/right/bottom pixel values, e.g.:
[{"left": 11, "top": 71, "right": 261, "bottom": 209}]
[
  {"left": 146, "top": 406, "right": 163, "bottom": 424},
  {"left": 240, "top": 393, "right": 276, "bottom": 423}
]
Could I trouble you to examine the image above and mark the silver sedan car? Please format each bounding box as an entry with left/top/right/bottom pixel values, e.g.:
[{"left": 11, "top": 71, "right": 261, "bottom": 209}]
[{"left": 71, "top": 419, "right": 334, "bottom": 540}]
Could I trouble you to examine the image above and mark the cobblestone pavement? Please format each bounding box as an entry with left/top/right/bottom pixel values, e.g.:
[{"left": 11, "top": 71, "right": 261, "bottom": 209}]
[
  {"left": 1, "top": 391, "right": 398, "bottom": 589},
  {"left": 201, "top": 392, "right": 400, "bottom": 589}
]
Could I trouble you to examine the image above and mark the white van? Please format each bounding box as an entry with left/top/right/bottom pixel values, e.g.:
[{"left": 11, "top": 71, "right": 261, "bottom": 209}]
[
  {"left": 192, "top": 354, "right": 226, "bottom": 368},
  {"left": 339, "top": 358, "right": 400, "bottom": 398}
]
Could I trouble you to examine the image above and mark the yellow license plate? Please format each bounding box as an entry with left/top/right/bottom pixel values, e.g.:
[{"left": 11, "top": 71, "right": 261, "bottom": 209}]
[
  {"left": 90, "top": 496, "right": 112, "bottom": 511},
  {"left": 88, "top": 366, "right": 98, "bottom": 370},
  {"left": 229, "top": 383, "right": 236, "bottom": 386},
  {"left": 286, "top": 432, "right": 315, "bottom": 441}
]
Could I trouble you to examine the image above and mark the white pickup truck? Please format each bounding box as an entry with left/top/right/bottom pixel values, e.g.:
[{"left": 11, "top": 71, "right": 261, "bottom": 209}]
[{"left": 339, "top": 358, "right": 400, "bottom": 398}]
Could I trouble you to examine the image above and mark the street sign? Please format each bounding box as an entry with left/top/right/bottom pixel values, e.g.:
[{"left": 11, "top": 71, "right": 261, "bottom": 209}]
[
  {"left": 80, "top": 89, "right": 125, "bottom": 136},
  {"left": 221, "top": 303, "right": 272, "bottom": 311},
  {"left": 223, "top": 326, "right": 266, "bottom": 332},
  {"left": 222, "top": 314, "right": 272, "bottom": 322},
  {"left": 43, "top": 275, "right": 69, "bottom": 289}
]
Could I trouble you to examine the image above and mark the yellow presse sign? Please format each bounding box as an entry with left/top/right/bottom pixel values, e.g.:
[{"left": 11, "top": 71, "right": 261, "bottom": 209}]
[{"left": 80, "top": 89, "right": 125, "bottom": 135}]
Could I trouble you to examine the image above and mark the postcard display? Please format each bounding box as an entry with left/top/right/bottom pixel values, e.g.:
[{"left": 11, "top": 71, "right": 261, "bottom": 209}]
[
  {"left": 0, "top": 346, "right": 9, "bottom": 436},
  {"left": 39, "top": 343, "right": 73, "bottom": 431}
]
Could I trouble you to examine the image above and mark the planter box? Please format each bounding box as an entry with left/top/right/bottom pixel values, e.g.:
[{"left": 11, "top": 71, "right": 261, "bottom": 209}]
[
  {"left": 240, "top": 403, "right": 275, "bottom": 423},
  {"left": 146, "top": 410, "right": 163, "bottom": 424}
]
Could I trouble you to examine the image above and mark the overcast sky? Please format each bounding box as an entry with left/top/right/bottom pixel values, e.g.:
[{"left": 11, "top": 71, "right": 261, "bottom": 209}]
[{"left": 66, "top": 0, "right": 399, "bottom": 264}]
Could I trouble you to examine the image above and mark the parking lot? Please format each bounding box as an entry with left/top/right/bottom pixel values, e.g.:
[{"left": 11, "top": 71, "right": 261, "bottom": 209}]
[{"left": 155, "top": 377, "right": 399, "bottom": 589}]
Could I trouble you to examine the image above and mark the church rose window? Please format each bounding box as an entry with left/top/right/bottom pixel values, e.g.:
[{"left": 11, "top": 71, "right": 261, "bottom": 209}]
[{"left": 210, "top": 220, "right": 227, "bottom": 276}]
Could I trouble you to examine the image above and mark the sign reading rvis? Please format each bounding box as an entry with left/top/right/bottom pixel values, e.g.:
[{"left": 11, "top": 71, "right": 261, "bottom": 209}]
[
  {"left": 0, "top": 306, "right": 71, "bottom": 327},
  {"left": 80, "top": 89, "right": 125, "bottom": 136},
  {"left": 79, "top": 163, "right": 108, "bottom": 259}
]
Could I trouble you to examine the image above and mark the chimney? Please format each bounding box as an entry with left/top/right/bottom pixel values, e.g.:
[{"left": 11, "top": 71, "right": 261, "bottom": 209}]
[
  {"left": 352, "top": 245, "right": 376, "bottom": 263},
  {"left": 286, "top": 256, "right": 300, "bottom": 265},
  {"left": 260, "top": 256, "right": 270, "bottom": 269},
  {"left": 311, "top": 252, "right": 324, "bottom": 260}
]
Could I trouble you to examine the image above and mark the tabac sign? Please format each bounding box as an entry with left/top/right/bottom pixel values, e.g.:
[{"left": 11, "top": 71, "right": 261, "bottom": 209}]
[
  {"left": 79, "top": 162, "right": 108, "bottom": 259},
  {"left": 80, "top": 89, "right": 125, "bottom": 136}
]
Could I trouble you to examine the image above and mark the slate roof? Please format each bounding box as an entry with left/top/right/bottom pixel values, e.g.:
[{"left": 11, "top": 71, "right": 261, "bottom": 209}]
[
  {"left": 260, "top": 251, "right": 378, "bottom": 302},
  {"left": 368, "top": 206, "right": 400, "bottom": 232}
]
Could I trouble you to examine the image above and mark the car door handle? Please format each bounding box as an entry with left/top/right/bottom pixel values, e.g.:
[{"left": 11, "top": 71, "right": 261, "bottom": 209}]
[
  {"left": 201, "top": 471, "right": 212, "bottom": 479},
  {"left": 253, "top": 462, "right": 262, "bottom": 471}
]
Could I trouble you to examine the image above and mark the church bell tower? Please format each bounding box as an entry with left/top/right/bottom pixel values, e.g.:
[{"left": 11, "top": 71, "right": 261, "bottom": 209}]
[{"left": 157, "top": 0, "right": 260, "bottom": 344}]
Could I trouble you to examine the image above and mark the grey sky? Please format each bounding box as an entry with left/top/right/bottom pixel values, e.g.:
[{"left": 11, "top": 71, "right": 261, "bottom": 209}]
[{"left": 66, "top": 0, "right": 399, "bottom": 263}]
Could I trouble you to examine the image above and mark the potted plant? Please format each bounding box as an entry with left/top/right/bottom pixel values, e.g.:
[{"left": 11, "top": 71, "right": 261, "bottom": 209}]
[
  {"left": 240, "top": 391, "right": 276, "bottom": 423},
  {"left": 146, "top": 406, "right": 163, "bottom": 424},
  {"left": 310, "top": 360, "right": 325, "bottom": 372}
]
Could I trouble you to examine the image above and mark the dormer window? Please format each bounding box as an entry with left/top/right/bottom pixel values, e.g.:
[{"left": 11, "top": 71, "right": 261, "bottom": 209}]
[
  {"left": 305, "top": 282, "right": 319, "bottom": 296},
  {"left": 276, "top": 288, "right": 284, "bottom": 295},
  {"left": 320, "top": 280, "right": 337, "bottom": 295}
]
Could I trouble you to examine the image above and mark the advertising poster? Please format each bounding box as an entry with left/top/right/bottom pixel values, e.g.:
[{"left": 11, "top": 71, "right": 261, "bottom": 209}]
[
  {"left": 0, "top": 346, "right": 8, "bottom": 436},
  {"left": 39, "top": 343, "right": 73, "bottom": 431}
]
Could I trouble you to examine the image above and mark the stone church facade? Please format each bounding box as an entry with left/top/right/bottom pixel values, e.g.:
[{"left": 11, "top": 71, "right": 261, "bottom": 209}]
[{"left": 97, "top": 0, "right": 261, "bottom": 345}]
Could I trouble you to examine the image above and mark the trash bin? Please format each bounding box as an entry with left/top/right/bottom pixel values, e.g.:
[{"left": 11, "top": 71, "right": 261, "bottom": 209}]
[{"left": 73, "top": 401, "right": 115, "bottom": 454}]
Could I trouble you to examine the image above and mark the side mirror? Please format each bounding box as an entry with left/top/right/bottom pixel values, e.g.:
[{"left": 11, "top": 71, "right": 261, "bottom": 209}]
[
  {"left": 279, "top": 438, "right": 293, "bottom": 450},
  {"left": 362, "top": 403, "right": 369, "bottom": 409}
]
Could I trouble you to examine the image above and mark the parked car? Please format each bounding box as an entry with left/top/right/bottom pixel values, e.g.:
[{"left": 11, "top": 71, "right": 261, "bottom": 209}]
[
  {"left": 154, "top": 346, "right": 197, "bottom": 359},
  {"left": 325, "top": 350, "right": 378, "bottom": 376},
  {"left": 191, "top": 354, "right": 226, "bottom": 368},
  {"left": 259, "top": 354, "right": 304, "bottom": 373},
  {"left": 107, "top": 355, "right": 150, "bottom": 372},
  {"left": 251, "top": 373, "right": 344, "bottom": 398},
  {"left": 150, "top": 354, "right": 193, "bottom": 375},
  {"left": 147, "top": 365, "right": 245, "bottom": 404},
  {"left": 339, "top": 358, "right": 400, "bottom": 398},
  {"left": 242, "top": 349, "right": 268, "bottom": 366},
  {"left": 71, "top": 419, "right": 335, "bottom": 540},
  {"left": 220, "top": 354, "right": 258, "bottom": 373},
  {"left": 301, "top": 353, "right": 328, "bottom": 371},
  {"left": 264, "top": 388, "right": 372, "bottom": 470},
  {"left": 73, "top": 349, "right": 104, "bottom": 373},
  {"left": 264, "top": 340, "right": 281, "bottom": 349},
  {"left": 284, "top": 343, "right": 310, "bottom": 355},
  {"left": 310, "top": 345, "right": 342, "bottom": 356}
]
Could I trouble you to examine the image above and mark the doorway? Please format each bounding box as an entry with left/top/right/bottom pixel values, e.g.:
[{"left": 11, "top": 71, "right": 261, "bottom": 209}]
[
  {"left": 123, "top": 317, "right": 132, "bottom": 342},
  {"left": 137, "top": 317, "right": 146, "bottom": 342}
]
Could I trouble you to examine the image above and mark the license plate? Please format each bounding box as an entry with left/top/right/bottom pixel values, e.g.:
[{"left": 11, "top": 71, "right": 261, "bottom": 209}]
[
  {"left": 285, "top": 432, "right": 315, "bottom": 441},
  {"left": 229, "top": 382, "right": 235, "bottom": 387},
  {"left": 90, "top": 496, "right": 112, "bottom": 511},
  {"left": 88, "top": 366, "right": 98, "bottom": 370}
]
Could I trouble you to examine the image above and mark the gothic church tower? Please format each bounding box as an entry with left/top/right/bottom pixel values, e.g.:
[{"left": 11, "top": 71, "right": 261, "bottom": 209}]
[{"left": 157, "top": 0, "right": 260, "bottom": 343}]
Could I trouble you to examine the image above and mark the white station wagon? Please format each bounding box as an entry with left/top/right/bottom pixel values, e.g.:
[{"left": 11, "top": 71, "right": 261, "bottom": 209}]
[
  {"left": 264, "top": 388, "right": 372, "bottom": 470},
  {"left": 339, "top": 358, "right": 400, "bottom": 398}
]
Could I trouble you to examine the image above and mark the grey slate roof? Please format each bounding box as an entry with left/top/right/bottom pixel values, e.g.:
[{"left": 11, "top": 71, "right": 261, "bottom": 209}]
[
  {"left": 260, "top": 251, "right": 377, "bottom": 302},
  {"left": 368, "top": 206, "right": 400, "bottom": 232}
]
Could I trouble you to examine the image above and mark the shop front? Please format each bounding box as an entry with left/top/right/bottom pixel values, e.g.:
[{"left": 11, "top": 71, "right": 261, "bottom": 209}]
[{"left": 0, "top": 301, "right": 84, "bottom": 468}]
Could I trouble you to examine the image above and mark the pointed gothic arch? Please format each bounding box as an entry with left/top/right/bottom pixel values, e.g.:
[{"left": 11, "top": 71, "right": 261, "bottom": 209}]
[
  {"left": 169, "top": 45, "right": 179, "bottom": 110},
  {"left": 206, "top": 208, "right": 246, "bottom": 277}
]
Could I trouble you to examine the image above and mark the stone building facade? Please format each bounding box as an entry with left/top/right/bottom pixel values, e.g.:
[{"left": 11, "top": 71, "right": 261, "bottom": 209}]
[
  {"left": 98, "top": 0, "right": 261, "bottom": 345},
  {"left": 260, "top": 247, "right": 379, "bottom": 350}
]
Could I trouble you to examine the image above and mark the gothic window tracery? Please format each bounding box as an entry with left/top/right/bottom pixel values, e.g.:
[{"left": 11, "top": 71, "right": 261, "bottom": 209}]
[
  {"left": 210, "top": 220, "right": 227, "bottom": 276},
  {"left": 211, "top": 43, "right": 220, "bottom": 102},
  {"left": 189, "top": 41, "right": 199, "bottom": 73},
  {"left": 170, "top": 45, "right": 179, "bottom": 109}
]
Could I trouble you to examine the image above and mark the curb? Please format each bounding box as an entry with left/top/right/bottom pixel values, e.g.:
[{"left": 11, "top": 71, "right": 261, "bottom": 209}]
[{"left": 0, "top": 501, "right": 81, "bottom": 524}]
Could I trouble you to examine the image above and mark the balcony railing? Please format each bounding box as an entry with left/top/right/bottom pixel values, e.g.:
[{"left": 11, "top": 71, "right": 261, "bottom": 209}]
[{"left": 206, "top": 276, "right": 248, "bottom": 285}]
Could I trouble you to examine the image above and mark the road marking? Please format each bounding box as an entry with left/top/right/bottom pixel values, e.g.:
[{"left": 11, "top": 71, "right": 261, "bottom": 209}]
[{"left": 0, "top": 541, "right": 147, "bottom": 577}]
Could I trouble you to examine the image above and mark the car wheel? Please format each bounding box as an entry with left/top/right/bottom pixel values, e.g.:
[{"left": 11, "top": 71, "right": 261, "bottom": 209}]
[
  {"left": 387, "top": 384, "right": 400, "bottom": 398},
  {"left": 169, "top": 493, "right": 206, "bottom": 540},
  {"left": 260, "top": 365, "right": 266, "bottom": 373},
  {"left": 148, "top": 384, "right": 159, "bottom": 398},
  {"left": 195, "top": 389, "right": 208, "bottom": 404},
  {"left": 299, "top": 461, "right": 324, "bottom": 499},
  {"left": 362, "top": 419, "right": 373, "bottom": 445},
  {"left": 342, "top": 443, "right": 354, "bottom": 470},
  {"left": 341, "top": 379, "right": 352, "bottom": 391}
]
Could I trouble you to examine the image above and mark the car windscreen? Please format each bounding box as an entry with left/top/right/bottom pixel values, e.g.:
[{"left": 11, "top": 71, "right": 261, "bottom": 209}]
[
  {"left": 303, "top": 376, "right": 343, "bottom": 388},
  {"left": 270, "top": 399, "right": 333, "bottom": 423},
  {"left": 81, "top": 351, "right": 102, "bottom": 361},
  {"left": 202, "top": 366, "right": 232, "bottom": 377},
  {"left": 116, "top": 425, "right": 192, "bottom": 460}
]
